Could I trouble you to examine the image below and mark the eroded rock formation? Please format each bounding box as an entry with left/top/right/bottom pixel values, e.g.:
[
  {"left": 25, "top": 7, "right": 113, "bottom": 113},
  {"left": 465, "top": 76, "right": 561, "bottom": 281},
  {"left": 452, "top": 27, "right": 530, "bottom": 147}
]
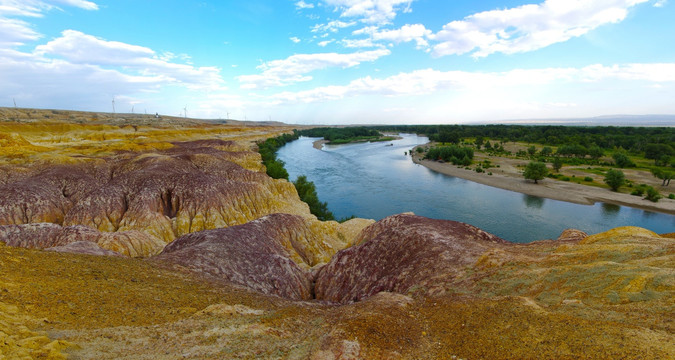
[
  {"left": 314, "top": 213, "right": 508, "bottom": 303},
  {"left": 0, "top": 223, "right": 164, "bottom": 257},
  {"left": 155, "top": 213, "right": 373, "bottom": 300},
  {"left": 0, "top": 140, "right": 314, "bottom": 255}
]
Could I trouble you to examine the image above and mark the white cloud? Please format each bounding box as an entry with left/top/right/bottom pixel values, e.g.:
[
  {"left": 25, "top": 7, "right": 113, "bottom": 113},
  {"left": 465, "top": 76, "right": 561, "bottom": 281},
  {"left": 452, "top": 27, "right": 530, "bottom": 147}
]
[
  {"left": 269, "top": 63, "right": 675, "bottom": 105},
  {"left": 295, "top": 0, "right": 315, "bottom": 9},
  {"left": 653, "top": 0, "right": 667, "bottom": 6},
  {"left": 322, "top": 0, "right": 414, "bottom": 24},
  {"left": 0, "top": 0, "right": 98, "bottom": 16},
  {"left": 290, "top": 36, "right": 301, "bottom": 43},
  {"left": 432, "top": 0, "right": 649, "bottom": 58},
  {"left": 311, "top": 19, "right": 356, "bottom": 33},
  {"left": 237, "top": 49, "right": 390, "bottom": 89},
  {"left": 0, "top": 24, "right": 228, "bottom": 114},
  {"left": 32, "top": 30, "right": 223, "bottom": 90},
  {"left": 340, "top": 38, "right": 380, "bottom": 48},
  {"left": 356, "top": 23, "right": 431, "bottom": 48},
  {"left": 51, "top": 0, "right": 98, "bottom": 10},
  {"left": 318, "top": 39, "right": 334, "bottom": 47},
  {"left": 0, "top": 17, "right": 41, "bottom": 46},
  {"left": 0, "top": 0, "right": 99, "bottom": 47},
  {"left": 36, "top": 30, "right": 154, "bottom": 64}
]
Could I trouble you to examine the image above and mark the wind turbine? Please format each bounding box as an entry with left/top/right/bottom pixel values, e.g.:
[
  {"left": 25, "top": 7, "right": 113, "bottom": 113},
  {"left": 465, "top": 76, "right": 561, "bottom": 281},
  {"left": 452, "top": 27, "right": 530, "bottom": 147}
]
[
  {"left": 183, "top": 105, "right": 188, "bottom": 118},
  {"left": 112, "top": 97, "right": 116, "bottom": 114}
]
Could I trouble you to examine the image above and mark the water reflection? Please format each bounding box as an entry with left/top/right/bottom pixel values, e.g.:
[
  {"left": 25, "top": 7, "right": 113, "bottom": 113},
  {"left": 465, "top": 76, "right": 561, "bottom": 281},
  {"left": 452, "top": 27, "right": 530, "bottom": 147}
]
[
  {"left": 601, "top": 203, "right": 621, "bottom": 218},
  {"left": 523, "top": 194, "right": 545, "bottom": 209}
]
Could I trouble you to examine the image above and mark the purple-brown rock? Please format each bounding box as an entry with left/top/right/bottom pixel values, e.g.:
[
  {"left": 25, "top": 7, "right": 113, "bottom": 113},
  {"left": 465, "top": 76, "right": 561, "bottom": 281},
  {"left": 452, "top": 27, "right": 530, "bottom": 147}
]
[
  {"left": 155, "top": 214, "right": 318, "bottom": 300},
  {"left": 0, "top": 223, "right": 164, "bottom": 257},
  {"left": 314, "top": 213, "right": 507, "bottom": 303}
]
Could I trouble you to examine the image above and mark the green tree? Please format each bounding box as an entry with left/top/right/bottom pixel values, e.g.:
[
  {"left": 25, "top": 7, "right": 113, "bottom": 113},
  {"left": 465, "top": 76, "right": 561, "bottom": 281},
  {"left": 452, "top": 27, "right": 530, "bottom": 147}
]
[
  {"left": 524, "top": 161, "right": 548, "bottom": 184},
  {"left": 474, "top": 136, "right": 484, "bottom": 149},
  {"left": 552, "top": 157, "right": 563, "bottom": 172},
  {"left": 644, "top": 186, "right": 662, "bottom": 202},
  {"left": 527, "top": 145, "right": 537, "bottom": 156},
  {"left": 265, "top": 160, "right": 289, "bottom": 180},
  {"left": 588, "top": 146, "right": 604, "bottom": 160},
  {"left": 612, "top": 153, "right": 635, "bottom": 168},
  {"left": 293, "top": 176, "right": 335, "bottom": 221},
  {"left": 651, "top": 168, "right": 672, "bottom": 186},
  {"left": 644, "top": 143, "right": 674, "bottom": 165},
  {"left": 604, "top": 169, "right": 625, "bottom": 191},
  {"left": 540, "top": 146, "right": 553, "bottom": 156}
]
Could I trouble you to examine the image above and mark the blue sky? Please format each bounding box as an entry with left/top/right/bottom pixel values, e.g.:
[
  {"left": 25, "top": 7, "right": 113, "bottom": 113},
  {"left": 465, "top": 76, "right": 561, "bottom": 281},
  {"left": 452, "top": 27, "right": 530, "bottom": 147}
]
[{"left": 1, "top": 0, "right": 674, "bottom": 124}]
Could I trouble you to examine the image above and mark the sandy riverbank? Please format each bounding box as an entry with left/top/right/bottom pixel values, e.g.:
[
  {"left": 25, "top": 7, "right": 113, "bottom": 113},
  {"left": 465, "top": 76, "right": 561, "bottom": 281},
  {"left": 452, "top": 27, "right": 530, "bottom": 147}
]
[
  {"left": 312, "top": 139, "right": 329, "bottom": 150},
  {"left": 312, "top": 136, "right": 402, "bottom": 150},
  {"left": 412, "top": 154, "right": 675, "bottom": 216}
]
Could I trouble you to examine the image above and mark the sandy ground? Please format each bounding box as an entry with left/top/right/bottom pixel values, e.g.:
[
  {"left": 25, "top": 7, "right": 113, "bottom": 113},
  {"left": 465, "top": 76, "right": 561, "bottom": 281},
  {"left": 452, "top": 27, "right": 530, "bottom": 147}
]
[
  {"left": 412, "top": 153, "right": 675, "bottom": 215},
  {"left": 313, "top": 139, "right": 329, "bottom": 150}
]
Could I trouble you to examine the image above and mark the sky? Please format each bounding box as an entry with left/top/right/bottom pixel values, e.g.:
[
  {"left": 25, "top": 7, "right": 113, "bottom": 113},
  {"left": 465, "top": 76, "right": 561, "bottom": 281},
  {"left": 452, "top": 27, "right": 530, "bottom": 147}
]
[{"left": 1, "top": 0, "right": 675, "bottom": 124}]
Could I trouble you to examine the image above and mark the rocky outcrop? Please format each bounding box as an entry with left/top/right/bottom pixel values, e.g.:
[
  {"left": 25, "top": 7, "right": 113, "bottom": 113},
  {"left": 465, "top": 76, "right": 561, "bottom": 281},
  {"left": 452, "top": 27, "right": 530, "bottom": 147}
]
[
  {"left": 156, "top": 214, "right": 314, "bottom": 300},
  {"left": 314, "top": 214, "right": 507, "bottom": 303},
  {"left": 0, "top": 140, "right": 312, "bottom": 249},
  {"left": 556, "top": 228, "right": 588, "bottom": 242},
  {"left": 155, "top": 213, "right": 373, "bottom": 300},
  {"left": 0, "top": 223, "right": 164, "bottom": 257}
]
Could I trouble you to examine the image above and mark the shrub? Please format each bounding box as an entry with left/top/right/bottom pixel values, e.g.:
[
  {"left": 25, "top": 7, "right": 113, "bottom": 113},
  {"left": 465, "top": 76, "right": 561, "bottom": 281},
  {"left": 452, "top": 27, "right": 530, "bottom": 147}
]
[
  {"left": 584, "top": 176, "right": 593, "bottom": 182},
  {"left": 669, "top": 194, "right": 675, "bottom": 199},
  {"left": 523, "top": 161, "right": 548, "bottom": 184},
  {"left": 604, "top": 169, "right": 626, "bottom": 191},
  {"left": 293, "top": 175, "right": 335, "bottom": 221},
  {"left": 644, "top": 187, "right": 662, "bottom": 202}
]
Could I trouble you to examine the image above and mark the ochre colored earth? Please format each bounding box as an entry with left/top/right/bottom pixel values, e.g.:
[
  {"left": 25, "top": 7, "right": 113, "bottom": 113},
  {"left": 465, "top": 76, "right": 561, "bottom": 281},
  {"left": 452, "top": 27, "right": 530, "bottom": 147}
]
[{"left": 0, "top": 108, "right": 673, "bottom": 359}]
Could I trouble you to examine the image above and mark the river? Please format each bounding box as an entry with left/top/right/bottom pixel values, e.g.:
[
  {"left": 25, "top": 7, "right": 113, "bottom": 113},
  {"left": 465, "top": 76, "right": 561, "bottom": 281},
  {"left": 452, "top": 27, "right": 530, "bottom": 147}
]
[{"left": 277, "top": 134, "right": 675, "bottom": 243}]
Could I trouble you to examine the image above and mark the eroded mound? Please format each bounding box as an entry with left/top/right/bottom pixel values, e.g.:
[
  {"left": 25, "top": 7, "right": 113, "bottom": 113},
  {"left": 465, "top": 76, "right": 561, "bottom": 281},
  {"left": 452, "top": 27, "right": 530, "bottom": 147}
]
[
  {"left": 315, "top": 213, "right": 508, "bottom": 303},
  {"left": 0, "top": 141, "right": 313, "bottom": 256},
  {"left": 155, "top": 213, "right": 372, "bottom": 300}
]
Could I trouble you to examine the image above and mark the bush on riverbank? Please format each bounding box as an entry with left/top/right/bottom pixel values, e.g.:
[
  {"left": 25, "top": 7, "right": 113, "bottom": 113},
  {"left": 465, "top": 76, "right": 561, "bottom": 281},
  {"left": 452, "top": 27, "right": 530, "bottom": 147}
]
[
  {"left": 293, "top": 175, "right": 335, "bottom": 221},
  {"left": 257, "top": 131, "right": 299, "bottom": 179},
  {"left": 298, "top": 127, "right": 386, "bottom": 144},
  {"left": 257, "top": 132, "right": 339, "bottom": 221},
  {"left": 424, "top": 145, "right": 474, "bottom": 166}
]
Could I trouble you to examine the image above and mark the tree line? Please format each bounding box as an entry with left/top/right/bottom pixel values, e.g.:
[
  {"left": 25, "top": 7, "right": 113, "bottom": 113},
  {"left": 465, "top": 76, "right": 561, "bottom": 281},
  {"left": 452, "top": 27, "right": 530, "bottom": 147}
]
[
  {"left": 369, "top": 124, "right": 674, "bottom": 153},
  {"left": 297, "top": 127, "right": 384, "bottom": 143},
  {"left": 424, "top": 145, "right": 474, "bottom": 166},
  {"left": 256, "top": 131, "right": 336, "bottom": 221}
]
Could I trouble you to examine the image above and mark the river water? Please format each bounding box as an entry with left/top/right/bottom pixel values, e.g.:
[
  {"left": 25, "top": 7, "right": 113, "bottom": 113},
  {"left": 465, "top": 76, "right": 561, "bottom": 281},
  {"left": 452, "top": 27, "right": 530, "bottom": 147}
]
[{"left": 277, "top": 134, "right": 675, "bottom": 243}]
